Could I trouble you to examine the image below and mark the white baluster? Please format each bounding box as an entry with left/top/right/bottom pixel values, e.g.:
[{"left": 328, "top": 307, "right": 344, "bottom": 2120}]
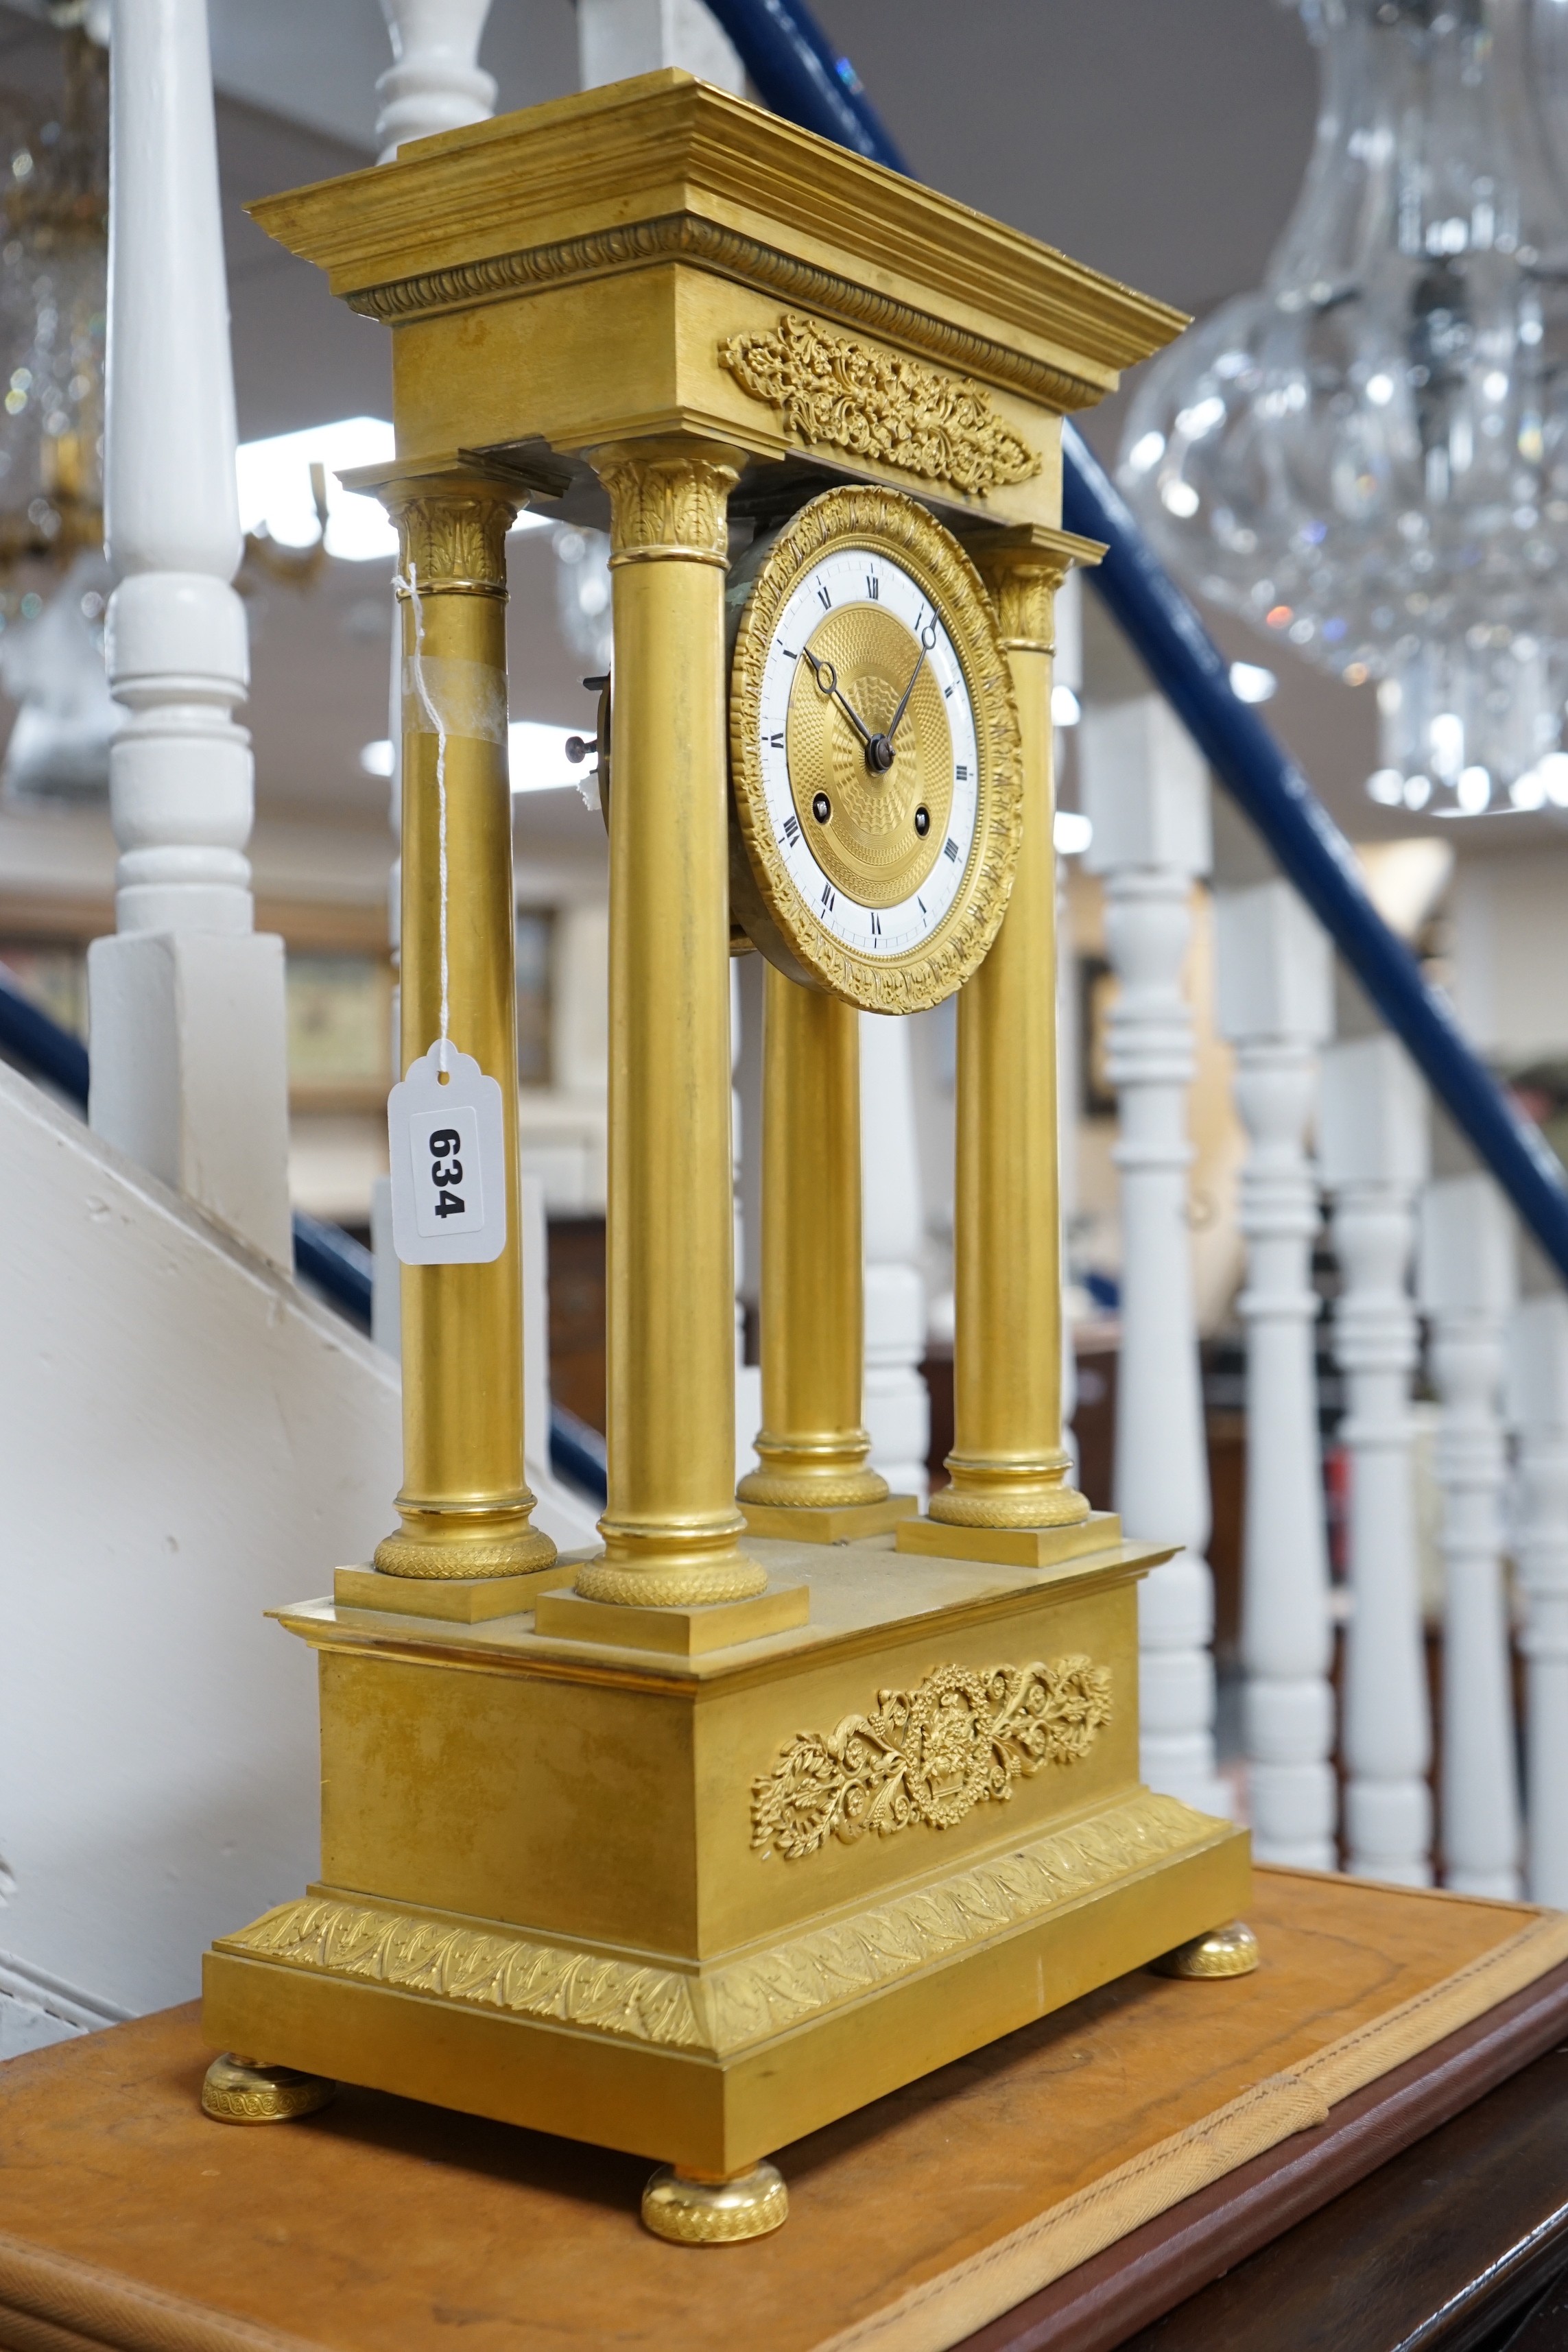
[
  {"left": 1215, "top": 882, "right": 1335, "bottom": 1867},
  {"left": 376, "top": 0, "right": 496, "bottom": 162},
  {"left": 1080, "top": 696, "right": 1224, "bottom": 1814},
  {"left": 577, "top": 0, "right": 744, "bottom": 91},
  {"left": 1320, "top": 1035, "right": 1432, "bottom": 1884},
  {"left": 1508, "top": 1295, "right": 1568, "bottom": 1907},
  {"left": 1419, "top": 1174, "right": 1521, "bottom": 1897},
  {"left": 88, "top": 0, "right": 290, "bottom": 1266},
  {"left": 861, "top": 1010, "right": 929, "bottom": 1502}
]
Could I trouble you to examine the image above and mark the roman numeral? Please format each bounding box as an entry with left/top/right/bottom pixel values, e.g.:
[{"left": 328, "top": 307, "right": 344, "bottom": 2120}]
[
  {"left": 782, "top": 812, "right": 800, "bottom": 845},
  {"left": 817, "top": 582, "right": 832, "bottom": 610},
  {"left": 781, "top": 645, "right": 796, "bottom": 661},
  {"left": 821, "top": 881, "right": 835, "bottom": 912},
  {"left": 770, "top": 732, "right": 784, "bottom": 747},
  {"left": 944, "top": 682, "right": 955, "bottom": 698},
  {"left": 918, "top": 897, "right": 927, "bottom": 916},
  {"left": 866, "top": 573, "right": 879, "bottom": 600},
  {"left": 870, "top": 910, "right": 881, "bottom": 936},
  {"left": 944, "top": 838, "right": 960, "bottom": 862},
  {"left": 955, "top": 764, "right": 969, "bottom": 781}
]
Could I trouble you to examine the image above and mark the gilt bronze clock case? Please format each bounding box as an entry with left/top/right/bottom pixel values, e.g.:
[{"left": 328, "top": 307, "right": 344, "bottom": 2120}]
[{"left": 208, "top": 70, "right": 1251, "bottom": 2244}]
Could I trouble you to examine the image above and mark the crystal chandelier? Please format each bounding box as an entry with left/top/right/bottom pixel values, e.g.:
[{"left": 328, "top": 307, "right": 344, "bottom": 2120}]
[
  {"left": 0, "top": 10, "right": 106, "bottom": 582},
  {"left": 1119, "top": 0, "right": 1568, "bottom": 819}
]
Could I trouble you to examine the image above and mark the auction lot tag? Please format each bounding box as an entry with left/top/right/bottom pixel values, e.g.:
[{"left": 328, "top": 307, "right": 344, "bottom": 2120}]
[{"left": 388, "top": 1042, "right": 508, "bottom": 1266}]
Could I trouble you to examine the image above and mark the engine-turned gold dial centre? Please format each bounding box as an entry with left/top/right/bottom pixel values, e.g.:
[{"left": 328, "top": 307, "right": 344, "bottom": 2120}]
[{"left": 786, "top": 602, "right": 953, "bottom": 910}]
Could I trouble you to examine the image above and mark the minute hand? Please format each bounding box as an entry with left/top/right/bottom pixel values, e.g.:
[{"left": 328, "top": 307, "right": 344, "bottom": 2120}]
[{"left": 885, "top": 619, "right": 938, "bottom": 747}]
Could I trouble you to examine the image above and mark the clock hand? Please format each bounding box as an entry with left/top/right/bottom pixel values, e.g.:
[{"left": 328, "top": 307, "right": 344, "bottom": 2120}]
[
  {"left": 883, "top": 617, "right": 940, "bottom": 751},
  {"left": 799, "top": 646, "right": 875, "bottom": 747}
]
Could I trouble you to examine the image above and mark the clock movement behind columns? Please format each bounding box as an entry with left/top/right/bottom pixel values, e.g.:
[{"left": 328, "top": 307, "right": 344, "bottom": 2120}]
[{"left": 201, "top": 69, "right": 1253, "bottom": 2245}]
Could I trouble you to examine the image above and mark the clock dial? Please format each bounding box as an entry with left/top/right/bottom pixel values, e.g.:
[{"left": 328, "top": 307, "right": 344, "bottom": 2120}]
[{"left": 728, "top": 487, "right": 1021, "bottom": 1012}]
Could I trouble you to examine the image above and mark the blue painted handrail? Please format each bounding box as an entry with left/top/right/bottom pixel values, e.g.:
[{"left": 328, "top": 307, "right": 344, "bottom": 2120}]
[
  {"left": 0, "top": 973, "right": 609, "bottom": 1493},
  {"left": 706, "top": 0, "right": 1568, "bottom": 1283}
]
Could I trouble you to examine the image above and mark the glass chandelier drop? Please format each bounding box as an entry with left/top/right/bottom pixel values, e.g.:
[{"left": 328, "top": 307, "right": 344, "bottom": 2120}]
[
  {"left": 1119, "top": 0, "right": 1568, "bottom": 819},
  {"left": 0, "top": 12, "right": 106, "bottom": 582}
]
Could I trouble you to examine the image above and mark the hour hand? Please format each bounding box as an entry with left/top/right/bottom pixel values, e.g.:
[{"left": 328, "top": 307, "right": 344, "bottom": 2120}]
[{"left": 800, "top": 646, "right": 874, "bottom": 746}]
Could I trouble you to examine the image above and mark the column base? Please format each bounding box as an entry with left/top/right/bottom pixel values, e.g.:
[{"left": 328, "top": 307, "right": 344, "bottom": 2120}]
[
  {"left": 896, "top": 1508, "right": 1124, "bottom": 1569},
  {"left": 642, "top": 2160, "right": 789, "bottom": 2245},
  {"left": 335, "top": 1560, "right": 575, "bottom": 1623},
  {"left": 374, "top": 1521, "right": 559, "bottom": 1582},
  {"left": 739, "top": 1493, "right": 918, "bottom": 1545},
  {"left": 534, "top": 1578, "right": 809, "bottom": 1654}
]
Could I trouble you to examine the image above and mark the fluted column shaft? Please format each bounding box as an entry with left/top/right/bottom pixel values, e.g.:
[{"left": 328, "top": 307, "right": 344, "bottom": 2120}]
[
  {"left": 931, "top": 534, "right": 1088, "bottom": 1532},
  {"left": 375, "top": 475, "right": 553, "bottom": 1582},
  {"left": 579, "top": 439, "right": 763, "bottom": 1608}
]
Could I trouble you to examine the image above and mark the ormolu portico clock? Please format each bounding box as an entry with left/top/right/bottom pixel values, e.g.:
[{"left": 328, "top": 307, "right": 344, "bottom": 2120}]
[
  {"left": 216, "top": 68, "right": 1249, "bottom": 2260},
  {"left": 728, "top": 486, "right": 1022, "bottom": 1011}
]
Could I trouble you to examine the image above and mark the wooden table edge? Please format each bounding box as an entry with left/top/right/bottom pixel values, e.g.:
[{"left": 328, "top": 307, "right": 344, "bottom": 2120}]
[{"left": 952, "top": 1956, "right": 1568, "bottom": 2352}]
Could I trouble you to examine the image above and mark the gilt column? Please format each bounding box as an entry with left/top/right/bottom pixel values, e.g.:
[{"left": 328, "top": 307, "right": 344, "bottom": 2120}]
[
  {"left": 1080, "top": 695, "right": 1224, "bottom": 1814},
  {"left": 88, "top": 0, "right": 291, "bottom": 1266},
  {"left": 920, "top": 530, "right": 1092, "bottom": 1539},
  {"left": 1215, "top": 881, "right": 1335, "bottom": 1868},
  {"left": 1321, "top": 1034, "right": 1432, "bottom": 1884},
  {"left": 577, "top": 440, "right": 765, "bottom": 1608},
  {"left": 1419, "top": 1174, "right": 1521, "bottom": 1898},
  {"left": 1508, "top": 1296, "right": 1568, "bottom": 1908},
  {"left": 368, "top": 0, "right": 499, "bottom": 1357},
  {"left": 375, "top": 473, "right": 554, "bottom": 1583},
  {"left": 738, "top": 966, "right": 890, "bottom": 1525}
]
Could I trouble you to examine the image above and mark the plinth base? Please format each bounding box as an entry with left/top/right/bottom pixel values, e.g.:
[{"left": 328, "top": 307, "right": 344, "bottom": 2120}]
[
  {"left": 896, "top": 1507, "right": 1126, "bottom": 1569},
  {"left": 333, "top": 1560, "right": 576, "bottom": 1622},
  {"left": 204, "top": 1530, "right": 1245, "bottom": 2179},
  {"left": 739, "top": 1493, "right": 918, "bottom": 1544},
  {"left": 533, "top": 1576, "right": 810, "bottom": 1652}
]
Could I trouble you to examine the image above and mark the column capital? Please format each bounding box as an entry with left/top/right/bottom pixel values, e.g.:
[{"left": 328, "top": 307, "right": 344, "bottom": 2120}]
[
  {"left": 590, "top": 438, "right": 744, "bottom": 569},
  {"left": 340, "top": 457, "right": 539, "bottom": 595},
  {"left": 966, "top": 524, "right": 1105, "bottom": 651}
]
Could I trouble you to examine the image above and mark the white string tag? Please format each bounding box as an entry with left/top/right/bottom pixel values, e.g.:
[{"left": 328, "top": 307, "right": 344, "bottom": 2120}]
[{"left": 388, "top": 1041, "right": 507, "bottom": 1266}]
